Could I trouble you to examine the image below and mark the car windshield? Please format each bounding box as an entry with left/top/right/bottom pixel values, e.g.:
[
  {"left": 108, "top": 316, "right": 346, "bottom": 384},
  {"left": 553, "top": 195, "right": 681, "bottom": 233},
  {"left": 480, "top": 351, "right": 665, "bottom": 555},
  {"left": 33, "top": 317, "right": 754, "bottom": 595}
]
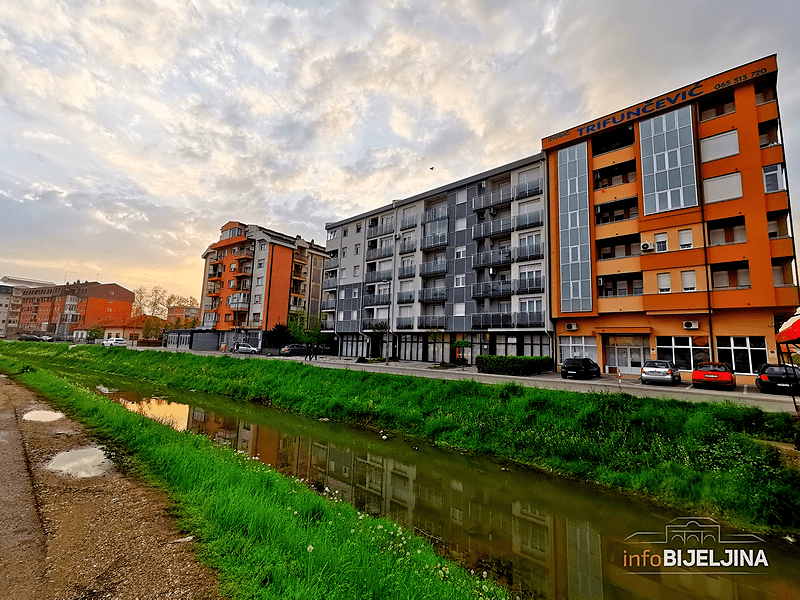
[
  {"left": 698, "top": 363, "right": 728, "bottom": 372},
  {"left": 645, "top": 361, "right": 669, "bottom": 368},
  {"left": 765, "top": 365, "right": 800, "bottom": 374}
]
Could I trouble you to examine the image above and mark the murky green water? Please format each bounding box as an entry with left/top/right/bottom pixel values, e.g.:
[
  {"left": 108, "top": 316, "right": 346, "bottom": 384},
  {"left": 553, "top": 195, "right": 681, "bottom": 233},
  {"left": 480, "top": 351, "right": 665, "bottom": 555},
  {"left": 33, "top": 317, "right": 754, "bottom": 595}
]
[{"left": 61, "top": 369, "right": 800, "bottom": 599}]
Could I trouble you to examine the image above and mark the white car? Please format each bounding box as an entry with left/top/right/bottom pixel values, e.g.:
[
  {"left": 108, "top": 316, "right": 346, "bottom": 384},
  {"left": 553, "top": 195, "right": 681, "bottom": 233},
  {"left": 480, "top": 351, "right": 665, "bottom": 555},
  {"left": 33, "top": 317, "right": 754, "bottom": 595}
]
[
  {"left": 234, "top": 343, "right": 259, "bottom": 354},
  {"left": 102, "top": 338, "right": 127, "bottom": 347}
]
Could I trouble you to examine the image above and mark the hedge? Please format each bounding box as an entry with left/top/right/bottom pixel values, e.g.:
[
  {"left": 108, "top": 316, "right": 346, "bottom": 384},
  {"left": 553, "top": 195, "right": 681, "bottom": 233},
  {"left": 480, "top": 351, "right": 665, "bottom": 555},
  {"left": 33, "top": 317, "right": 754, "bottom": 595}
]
[{"left": 475, "top": 354, "right": 553, "bottom": 376}]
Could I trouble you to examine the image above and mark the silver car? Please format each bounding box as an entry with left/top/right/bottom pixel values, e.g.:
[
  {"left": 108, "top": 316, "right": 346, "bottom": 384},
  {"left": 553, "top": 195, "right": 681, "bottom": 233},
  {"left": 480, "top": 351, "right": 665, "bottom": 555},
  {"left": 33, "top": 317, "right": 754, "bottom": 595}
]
[{"left": 640, "top": 360, "right": 681, "bottom": 385}]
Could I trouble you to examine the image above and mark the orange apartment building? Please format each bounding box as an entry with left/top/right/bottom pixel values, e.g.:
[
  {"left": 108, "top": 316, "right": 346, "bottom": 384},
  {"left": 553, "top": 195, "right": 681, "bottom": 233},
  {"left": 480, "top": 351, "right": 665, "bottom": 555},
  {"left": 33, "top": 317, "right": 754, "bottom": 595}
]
[
  {"left": 18, "top": 281, "right": 135, "bottom": 337},
  {"left": 542, "top": 55, "right": 798, "bottom": 384},
  {"left": 199, "top": 221, "right": 327, "bottom": 350}
]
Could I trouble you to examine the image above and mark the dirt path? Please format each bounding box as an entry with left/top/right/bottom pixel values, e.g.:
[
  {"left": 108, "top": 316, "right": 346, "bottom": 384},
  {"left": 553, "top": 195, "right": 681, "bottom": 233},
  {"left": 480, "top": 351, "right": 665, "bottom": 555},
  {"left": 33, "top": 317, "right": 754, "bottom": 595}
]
[{"left": 0, "top": 374, "right": 224, "bottom": 600}]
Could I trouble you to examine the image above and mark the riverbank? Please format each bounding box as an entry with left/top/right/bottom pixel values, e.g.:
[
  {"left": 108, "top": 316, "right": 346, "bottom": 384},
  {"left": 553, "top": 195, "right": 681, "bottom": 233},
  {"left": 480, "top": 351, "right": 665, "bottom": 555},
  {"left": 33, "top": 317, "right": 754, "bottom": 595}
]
[{"left": 1, "top": 341, "right": 799, "bottom": 533}]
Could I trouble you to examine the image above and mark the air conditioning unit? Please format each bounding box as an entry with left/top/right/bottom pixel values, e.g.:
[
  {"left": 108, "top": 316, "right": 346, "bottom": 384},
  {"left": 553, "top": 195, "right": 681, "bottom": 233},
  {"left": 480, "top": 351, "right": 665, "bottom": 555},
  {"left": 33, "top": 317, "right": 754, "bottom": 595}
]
[
  {"left": 595, "top": 205, "right": 601, "bottom": 214},
  {"left": 565, "top": 322, "right": 578, "bottom": 331},
  {"left": 481, "top": 181, "right": 487, "bottom": 189},
  {"left": 640, "top": 242, "right": 654, "bottom": 251},
  {"left": 596, "top": 277, "right": 604, "bottom": 287},
  {"left": 683, "top": 320, "right": 700, "bottom": 330},
  {"left": 488, "top": 207, "right": 497, "bottom": 216}
]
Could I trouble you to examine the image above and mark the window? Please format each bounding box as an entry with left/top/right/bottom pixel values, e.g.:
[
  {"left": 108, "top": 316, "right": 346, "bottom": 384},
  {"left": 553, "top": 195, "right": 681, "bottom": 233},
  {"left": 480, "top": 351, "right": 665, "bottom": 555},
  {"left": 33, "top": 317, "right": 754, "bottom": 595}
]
[
  {"left": 339, "top": 289, "right": 346, "bottom": 299},
  {"left": 338, "top": 311, "right": 344, "bottom": 321},
  {"left": 340, "top": 268, "right": 347, "bottom": 280},
  {"left": 253, "top": 313, "right": 261, "bottom": 322},
  {"left": 342, "top": 248, "right": 347, "bottom": 258},
  {"left": 681, "top": 270, "right": 696, "bottom": 292},
  {"left": 351, "top": 310, "right": 358, "bottom": 320},
  {"left": 678, "top": 229, "right": 692, "bottom": 250},
  {"left": 716, "top": 336, "right": 767, "bottom": 375},
  {"left": 225, "top": 314, "right": 232, "bottom": 322},
  {"left": 230, "top": 263, "right": 237, "bottom": 271},
  {"left": 764, "top": 164, "right": 785, "bottom": 193},
  {"left": 260, "top": 242, "right": 267, "bottom": 251},
  {"left": 657, "top": 273, "right": 671, "bottom": 293},
  {"left": 456, "top": 189, "right": 467, "bottom": 204},
  {"left": 353, "top": 265, "right": 360, "bottom": 277},
  {"left": 655, "top": 233, "right": 668, "bottom": 253},
  {"left": 455, "top": 274, "right": 465, "bottom": 287},
  {"left": 353, "top": 288, "right": 359, "bottom": 298},
  {"left": 700, "top": 130, "right": 739, "bottom": 162},
  {"left": 456, "top": 218, "right": 467, "bottom": 231},
  {"left": 355, "top": 244, "right": 360, "bottom": 255},
  {"left": 256, "top": 277, "right": 264, "bottom": 286},
  {"left": 704, "top": 172, "right": 742, "bottom": 203},
  {"left": 558, "top": 336, "right": 597, "bottom": 362},
  {"left": 455, "top": 247, "right": 466, "bottom": 259},
  {"left": 356, "top": 223, "right": 362, "bottom": 233},
  {"left": 343, "top": 227, "right": 348, "bottom": 237},
  {"left": 656, "top": 336, "right": 709, "bottom": 370},
  {"left": 453, "top": 303, "right": 465, "bottom": 316},
  {"left": 328, "top": 229, "right": 338, "bottom": 240},
  {"left": 254, "top": 294, "right": 261, "bottom": 303},
  {"left": 228, "top": 280, "right": 236, "bottom": 289},
  {"left": 257, "top": 260, "right": 264, "bottom": 269}
]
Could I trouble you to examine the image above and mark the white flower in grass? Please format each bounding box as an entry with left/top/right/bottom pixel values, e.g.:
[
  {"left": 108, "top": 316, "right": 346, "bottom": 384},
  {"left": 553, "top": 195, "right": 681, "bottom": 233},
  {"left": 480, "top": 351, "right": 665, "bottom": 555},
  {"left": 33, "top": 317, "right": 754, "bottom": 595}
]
[{"left": 307, "top": 545, "right": 314, "bottom": 552}]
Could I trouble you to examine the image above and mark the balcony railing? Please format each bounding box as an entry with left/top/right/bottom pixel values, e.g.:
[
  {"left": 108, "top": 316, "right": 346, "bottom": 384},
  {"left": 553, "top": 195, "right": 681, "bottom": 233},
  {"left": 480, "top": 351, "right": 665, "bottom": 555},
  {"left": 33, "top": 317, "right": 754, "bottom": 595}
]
[
  {"left": 516, "top": 277, "right": 545, "bottom": 294},
  {"left": 398, "top": 264, "right": 416, "bottom": 279},
  {"left": 471, "top": 312, "right": 513, "bottom": 329},
  {"left": 472, "top": 249, "right": 513, "bottom": 269},
  {"left": 473, "top": 217, "right": 513, "bottom": 239},
  {"left": 321, "top": 299, "right": 337, "bottom": 310},
  {"left": 322, "top": 278, "right": 338, "bottom": 289},
  {"left": 367, "top": 220, "right": 395, "bottom": 238},
  {"left": 234, "top": 248, "right": 255, "bottom": 260},
  {"left": 419, "top": 288, "right": 447, "bottom": 303},
  {"left": 363, "top": 293, "right": 391, "bottom": 306},
  {"left": 366, "top": 246, "right": 394, "bottom": 261},
  {"left": 515, "top": 311, "right": 545, "bottom": 328},
  {"left": 234, "top": 266, "right": 253, "bottom": 277},
  {"left": 419, "top": 260, "right": 448, "bottom": 277},
  {"left": 472, "top": 179, "right": 543, "bottom": 211},
  {"left": 418, "top": 315, "right": 447, "bottom": 329},
  {"left": 362, "top": 318, "right": 389, "bottom": 330},
  {"left": 399, "top": 240, "right": 417, "bottom": 254},
  {"left": 515, "top": 178, "right": 543, "bottom": 200},
  {"left": 471, "top": 281, "right": 513, "bottom": 299},
  {"left": 323, "top": 257, "right": 339, "bottom": 270},
  {"left": 206, "top": 286, "right": 222, "bottom": 296},
  {"left": 320, "top": 320, "right": 334, "bottom": 330},
  {"left": 396, "top": 317, "right": 414, "bottom": 329},
  {"left": 420, "top": 233, "right": 448, "bottom": 250},
  {"left": 230, "top": 301, "right": 250, "bottom": 311},
  {"left": 515, "top": 243, "right": 544, "bottom": 262},
  {"left": 515, "top": 210, "right": 544, "bottom": 231},
  {"left": 422, "top": 206, "right": 448, "bottom": 223},
  {"left": 364, "top": 269, "right": 393, "bottom": 283},
  {"left": 397, "top": 291, "right": 415, "bottom": 304},
  {"left": 400, "top": 215, "right": 418, "bottom": 230},
  {"left": 207, "top": 269, "right": 224, "bottom": 279}
]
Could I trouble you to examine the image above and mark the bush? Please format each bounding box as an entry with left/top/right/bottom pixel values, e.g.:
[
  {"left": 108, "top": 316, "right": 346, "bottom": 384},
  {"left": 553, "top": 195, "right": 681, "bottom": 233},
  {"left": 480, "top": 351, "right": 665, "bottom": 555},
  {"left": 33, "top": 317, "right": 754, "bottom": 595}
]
[{"left": 475, "top": 355, "right": 553, "bottom": 376}]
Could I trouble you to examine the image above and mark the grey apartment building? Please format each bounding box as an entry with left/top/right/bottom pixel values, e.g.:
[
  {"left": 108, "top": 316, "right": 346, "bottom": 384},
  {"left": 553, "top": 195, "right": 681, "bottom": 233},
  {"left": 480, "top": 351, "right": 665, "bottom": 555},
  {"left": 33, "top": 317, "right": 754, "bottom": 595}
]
[{"left": 323, "top": 153, "right": 552, "bottom": 363}]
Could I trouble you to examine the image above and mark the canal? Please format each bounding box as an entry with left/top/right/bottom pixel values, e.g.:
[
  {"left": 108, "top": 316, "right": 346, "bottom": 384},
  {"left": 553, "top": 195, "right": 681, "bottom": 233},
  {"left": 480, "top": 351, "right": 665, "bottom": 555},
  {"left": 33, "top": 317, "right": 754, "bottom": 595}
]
[{"left": 65, "top": 369, "right": 800, "bottom": 599}]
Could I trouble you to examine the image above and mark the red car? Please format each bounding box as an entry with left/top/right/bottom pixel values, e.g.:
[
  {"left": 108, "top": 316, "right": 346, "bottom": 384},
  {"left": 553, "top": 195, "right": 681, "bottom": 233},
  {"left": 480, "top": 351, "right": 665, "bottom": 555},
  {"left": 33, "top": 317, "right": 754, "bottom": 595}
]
[{"left": 692, "top": 362, "right": 736, "bottom": 390}]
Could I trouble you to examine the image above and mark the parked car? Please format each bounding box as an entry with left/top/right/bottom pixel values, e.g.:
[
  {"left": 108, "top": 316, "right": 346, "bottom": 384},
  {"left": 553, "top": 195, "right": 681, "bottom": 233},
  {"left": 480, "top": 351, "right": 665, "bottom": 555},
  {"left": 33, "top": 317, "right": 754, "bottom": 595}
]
[
  {"left": 102, "top": 338, "right": 127, "bottom": 347},
  {"left": 18, "top": 334, "right": 43, "bottom": 341},
  {"left": 755, "top": 363, "right": 800, "bottom": 395},
  {"left": 280, "top": 343, "right": 307, "bottom": 356},
  {"left": 640, "top": 360, "right": 682, "bottom": 385},
  {"left": 691, "top": 362, "right": 736, "bottom": 390},
  {"left": 561, "top": 357, "right": 602, "bottom": 379},
  {"left": 233, "top": 342, "right": 259, "bottom": 354}
]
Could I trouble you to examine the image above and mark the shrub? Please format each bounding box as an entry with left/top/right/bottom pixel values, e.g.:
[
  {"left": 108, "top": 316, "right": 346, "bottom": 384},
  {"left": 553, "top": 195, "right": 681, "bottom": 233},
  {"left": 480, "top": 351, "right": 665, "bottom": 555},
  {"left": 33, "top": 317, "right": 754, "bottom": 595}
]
[{"left": 475, "top": 354, "right": 553, "bottom": 376}]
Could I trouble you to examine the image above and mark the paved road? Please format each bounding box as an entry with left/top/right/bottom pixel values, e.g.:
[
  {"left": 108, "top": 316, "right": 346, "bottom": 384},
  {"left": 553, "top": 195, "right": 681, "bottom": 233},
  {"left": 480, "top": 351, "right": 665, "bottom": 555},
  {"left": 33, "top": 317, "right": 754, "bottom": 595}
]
[{"left": 137, "top": 346, "right": 800, "bottom": 414}]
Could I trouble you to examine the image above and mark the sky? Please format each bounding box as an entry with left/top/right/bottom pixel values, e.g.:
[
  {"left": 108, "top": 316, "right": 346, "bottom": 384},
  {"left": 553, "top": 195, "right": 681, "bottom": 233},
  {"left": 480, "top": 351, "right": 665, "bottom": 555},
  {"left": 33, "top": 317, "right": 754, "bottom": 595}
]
[{"left": 1, "top": 0, "right": 799, "bottom": 299}]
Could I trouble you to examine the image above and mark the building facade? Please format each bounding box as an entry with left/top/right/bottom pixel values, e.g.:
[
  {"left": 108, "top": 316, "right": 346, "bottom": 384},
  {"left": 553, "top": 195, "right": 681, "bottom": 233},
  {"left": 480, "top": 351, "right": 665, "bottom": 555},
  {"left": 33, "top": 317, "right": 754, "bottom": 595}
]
[
  {"left": 542, "top": 55, "right": 797, "bottom": 383},
  {"left": 199, "top": 221, "right": 327, "bottom": 350},
  {"left": 0, "top": 276, "right": 56, "bottom": 337},
  {"left": 167, "top": 305, "right": 200, "bottom": 324},
  {"left": 17, "top": 281, "right": 135, "bottom": 337},
  {"left": 324, "top": 154, "right": 552, "bottom": 362}
]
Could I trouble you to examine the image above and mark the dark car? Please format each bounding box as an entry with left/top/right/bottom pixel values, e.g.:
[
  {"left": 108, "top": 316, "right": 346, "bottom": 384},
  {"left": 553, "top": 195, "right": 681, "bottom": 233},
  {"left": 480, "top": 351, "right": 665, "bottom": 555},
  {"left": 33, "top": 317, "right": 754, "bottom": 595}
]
[
  {"left": 561, "top": 357, "right": 602, "bottom": 379},
  {"left": 640, "top": 360, "right": 682, "bottom": 385},
  {"left": 692, "top": 362, "right": 736, "bottom": 390},
  {"left": 18, "top": 334, "right": 43, "bottom": 341},
  {"left": 279, "top": 343, "right": 307, "bottom": 356},
  {"left": 755, "top": 364, "right": 800, "bottom": 395}
]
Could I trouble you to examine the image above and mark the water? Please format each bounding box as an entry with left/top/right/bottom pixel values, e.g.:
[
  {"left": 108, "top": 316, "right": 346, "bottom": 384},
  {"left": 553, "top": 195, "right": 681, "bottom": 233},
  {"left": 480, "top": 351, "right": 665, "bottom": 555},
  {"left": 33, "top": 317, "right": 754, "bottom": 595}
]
[{"left": 66, "top": 372, "right": 800, "bottom": 599}]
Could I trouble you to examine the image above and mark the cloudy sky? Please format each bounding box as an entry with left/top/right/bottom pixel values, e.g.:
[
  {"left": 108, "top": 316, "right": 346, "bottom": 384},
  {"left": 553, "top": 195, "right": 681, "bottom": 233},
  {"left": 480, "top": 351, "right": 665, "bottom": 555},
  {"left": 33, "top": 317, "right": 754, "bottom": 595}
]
[{"left": 1, "top": 0, "right": 799, "bottom": 298}]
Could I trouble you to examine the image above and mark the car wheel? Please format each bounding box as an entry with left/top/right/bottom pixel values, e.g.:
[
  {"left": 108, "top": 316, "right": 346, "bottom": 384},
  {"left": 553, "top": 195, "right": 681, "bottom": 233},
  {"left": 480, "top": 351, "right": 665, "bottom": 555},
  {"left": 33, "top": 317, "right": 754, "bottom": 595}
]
[{"left": 561, "top": 372, "right": 567, "bottom": 379}]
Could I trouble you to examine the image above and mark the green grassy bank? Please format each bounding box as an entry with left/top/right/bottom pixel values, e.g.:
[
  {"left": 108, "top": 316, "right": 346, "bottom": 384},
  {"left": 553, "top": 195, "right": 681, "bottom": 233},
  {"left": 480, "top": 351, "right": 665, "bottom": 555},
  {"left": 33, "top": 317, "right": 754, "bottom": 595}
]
[
  {"left": 4, "top": 364, "right": 509, "bottom": 600},
  {"left": 2, "top": 341, "right": 799, "bottom": 532}
]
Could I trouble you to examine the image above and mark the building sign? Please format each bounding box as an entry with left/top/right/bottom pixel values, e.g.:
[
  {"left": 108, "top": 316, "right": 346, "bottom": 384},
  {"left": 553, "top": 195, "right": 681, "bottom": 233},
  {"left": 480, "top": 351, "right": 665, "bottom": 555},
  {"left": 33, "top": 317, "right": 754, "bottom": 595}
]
[{"left": 542, "top": 55, "right": 777, "bottom": 150}]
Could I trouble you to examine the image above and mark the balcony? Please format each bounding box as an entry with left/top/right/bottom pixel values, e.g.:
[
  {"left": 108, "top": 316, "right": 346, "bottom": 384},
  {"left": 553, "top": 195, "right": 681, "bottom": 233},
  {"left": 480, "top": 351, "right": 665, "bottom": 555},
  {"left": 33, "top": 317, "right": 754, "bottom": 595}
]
[
  {"left": 418, "top": 315, "right": 447, "bottom": 329},
  {"left": 234, "top": 266, "right": 253, "bottom": 277},
  {"left": 515, "top": 178, "right": 543, "bottom": 200},
  {"left": 420, "top": 233, "right": 448, "bottom": 250},
  {"left": 419, "top": 288, "right": 447, "bottom": 303},
  {"left": 471, "top": 281, "right": 513, "bottom": 299},
  {"left": 364, "top": 269, "right": 393, "bottom": 283},
  {"left": 398, "top": 265, "right": 416, "bottom": 279},
  {"left": 514, "top": 243, "right": 544, "bottom": 262},
  {"left": 515, "top": 311, "right": 545, "bottom": 328},
  {"left": 323, "top": 257, "right": 339, "bottom": 270},
  {"left": 472, "top": 249, "right": 513, "bottom": 269},
  {"left": 473, "top": 185, "right": 514, "bottom": 212},
  {"left": 234, "top": 248, "right": 254, "bottom": 261},
  {"left": 367, "top": 220, "right": 395, "bottom": 238},
  {"left": 362, "top": 318, "right": 389, "bottom": 330},
  {"left": 516, "top": 277, "right": 544, "bottom": 294},
  {"left": 320, "top": 320, "right": 334, "bottom": 330},
  {"left": 322, "top": 278, "right": 338, "bottom": 290},
  {"left": 421, "top": 206, "right": 448, "bottom": 223},
  {"left": 363, "top": 293, "right": 391, "bottom": 306},
  {"left": 471, "top": 313, "right": 513, "bottom": 329},
  {"left": 419, "top": 260, "right": 447, "bottom": 277},
  {"left": 230, "top": 301, "right": 250, "bottom": 311},
  {"left": 366, "top": 246, "right": 394, "bottom": 261},
  {"left": 397, "top": 291, "right": 415, "bottom": 304},
  {"left": 321, "top": 299, "right": 336, "bottom": 311},
  {"left": 207, "top": 269, "right": 223, "bottom": 280},
  {"left": 293, "top": 250, "right": 308, "bottom": 264},
  {"left": 473, "top": 217, "right": 513, "bottom": 239},
  {"left": 398, "top": 240, "right": 417, "bottom": 254},
  {"left": 206, "top": 286, "right": 222, "bottom": 296},
  {"left": 396, "top": 317, "right": 414, "bottom": 330},
  {"left": 400, "top": 215, "right": 418, "bottom": 230},
  {"left": 515, "top": 211, "right": 543, "bottom": 231}
]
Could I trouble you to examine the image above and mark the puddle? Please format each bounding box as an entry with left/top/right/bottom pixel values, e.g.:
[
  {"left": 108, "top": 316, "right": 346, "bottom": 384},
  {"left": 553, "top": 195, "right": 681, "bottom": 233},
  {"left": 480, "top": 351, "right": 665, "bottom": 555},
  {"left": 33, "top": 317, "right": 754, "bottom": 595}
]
[
  {"left": 46, "top": 447, "right": 110, "bottom": 478},
  {"left": 23, "top": 410, "right": 64, "bottom": 422}
]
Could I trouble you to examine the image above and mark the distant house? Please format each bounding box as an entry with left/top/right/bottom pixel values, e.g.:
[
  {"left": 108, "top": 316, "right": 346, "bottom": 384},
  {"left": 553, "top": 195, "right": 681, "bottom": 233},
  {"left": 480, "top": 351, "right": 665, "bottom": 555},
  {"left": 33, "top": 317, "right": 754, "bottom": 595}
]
[{"left": 76, "top": 314, "right": 167, "bottom": 343}]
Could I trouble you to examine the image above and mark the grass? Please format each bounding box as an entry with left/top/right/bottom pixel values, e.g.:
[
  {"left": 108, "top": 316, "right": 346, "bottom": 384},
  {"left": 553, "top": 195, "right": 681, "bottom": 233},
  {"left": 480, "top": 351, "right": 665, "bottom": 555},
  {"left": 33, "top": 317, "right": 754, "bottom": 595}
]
[
  {"left": 2, "top": 341, "right": 800, "bottom": 532},
  {"left": 5, "top": 365, "right": 510, "bottom": 600}
]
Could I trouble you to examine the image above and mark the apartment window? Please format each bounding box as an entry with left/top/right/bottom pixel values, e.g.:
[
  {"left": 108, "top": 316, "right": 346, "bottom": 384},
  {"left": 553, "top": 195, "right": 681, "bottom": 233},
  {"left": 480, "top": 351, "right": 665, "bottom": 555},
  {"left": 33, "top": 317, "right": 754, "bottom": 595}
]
[
  {"left": 351, "top": 310, "right": 358, "bottom": 320},
  {"left": 253, "top": 313, "right": 261, "bottom": 322},
  {"left": 257, "top": 260, "right": 264, "bottom": 269},
  {"left": 254, "top": 295, "right": 261, "bottom": 303},
  {"left": 703, "top": 172, "right": 742, "bottom": 203},
  {"left": 338, "top": 311, "right": 344, "bottom": 321},
  {"left": 356, "top": 223, "right": 362, "bottom": 233},
  {"left": 700, "top": 130, "right": 739, "bottom": 163},
  {"left": 343, "top": 227, "right": 348, "bottom": 237},
  {"left": 340, "top": 267, "right": 347, "bottom": 280},
  {"left": 632, "top": 279, "right": 644, "bottom": 295},
  {"left": 342, "top": 248, "right": 347, "bottom": 258},
  {"left": 453, "top": 303, "right": 465, "bottom": 316},
  {"left": 260, "top": 242, "right": 267, "bottom": 251},
  {"left": 225, "top": 314, "right": 232, "bottom": 322},
  {"left": 657, "top": 273, "right": 671, "bottom": 293},
  {"left": 455, "top": 274, "right": 465, "bottom": 287},
  {"left": 456, "top": 218, "right": 467, "bottom": 231},
  {"left": 353, "top": 288, "right": 359, "bottom": 298},
  {"left": 355, "top": 244, "right": 361, "bottom": 255},
  {"left": 678, "top": 229, "right": 692, "bottom": 250},
  {"left": 681, "top": 271, "right": 697, "bottom": 292},
  {"left": 764, "top": 164, "right": 786, "bottom": 193},
  {"left": 456, "top": 189, "right": 467, "bottom": 204},
  {"left": 256, "top": 277, "right": 264, "bottom": 286},
  {"left": 230, "top": 263, "right": 237, "bottom": 271},
  {"left": 328, "top": 229, "right": 338, "bottom": 240},
  {"left": 455, "top": 247, "right": 466, "bottom": 259},
  {"left": 655, "top": 233, "right": 668, "bottom": 253},
  {"left": 228, "top": 280, "right": 236, "bottom": 289},
  {"left": 716, "top": 336, "right": 767, "bottom": 375},
  {"left": 558, "top": 141, "right": 592, "bottom": 312},
  {"left": 339, "top": 289, "right": 346, "bottom": 299}
]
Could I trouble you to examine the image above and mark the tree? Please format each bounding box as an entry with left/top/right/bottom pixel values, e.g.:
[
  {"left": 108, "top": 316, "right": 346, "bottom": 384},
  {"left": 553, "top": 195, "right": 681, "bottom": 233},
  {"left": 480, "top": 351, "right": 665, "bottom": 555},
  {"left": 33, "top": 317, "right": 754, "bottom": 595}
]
[
  {"left": 142, "top": 316, "right": 162, "bottom": 340},
  {"left": 132, "top": 286, "right": 149, "bottom": 317},
  {"left": 264, "top": 323, "right": 292, "bottom": 349},
  {"left": 288, "top": 313, "right": 322, "bottom": 345},
  {"left": 87, "top": 325, "right": 104, "bottom": 341},
  {"left": 148, "top": 286, "right": 167, "bottom": 319},
  {"left": 165, "top": 294, "right": 199, "bottom": 309}
]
